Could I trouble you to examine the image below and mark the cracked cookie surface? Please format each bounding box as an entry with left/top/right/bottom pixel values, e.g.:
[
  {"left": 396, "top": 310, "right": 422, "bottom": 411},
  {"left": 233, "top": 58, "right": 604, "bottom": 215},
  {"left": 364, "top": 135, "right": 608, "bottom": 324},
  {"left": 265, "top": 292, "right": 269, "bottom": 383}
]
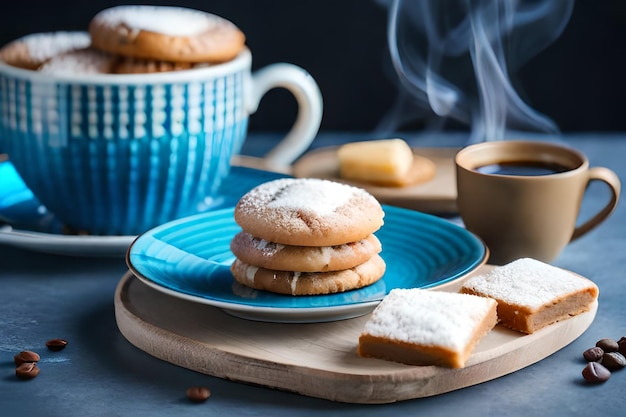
[{"left": 233, "top": 178, "right": 385, "bottom": 246}]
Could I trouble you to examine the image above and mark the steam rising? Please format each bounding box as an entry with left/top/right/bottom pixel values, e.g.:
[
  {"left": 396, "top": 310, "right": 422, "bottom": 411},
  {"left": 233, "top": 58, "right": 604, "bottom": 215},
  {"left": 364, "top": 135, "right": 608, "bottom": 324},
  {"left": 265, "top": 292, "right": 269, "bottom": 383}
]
[{"left": 379, "top": 0, "right": 574, "bottom": 142}]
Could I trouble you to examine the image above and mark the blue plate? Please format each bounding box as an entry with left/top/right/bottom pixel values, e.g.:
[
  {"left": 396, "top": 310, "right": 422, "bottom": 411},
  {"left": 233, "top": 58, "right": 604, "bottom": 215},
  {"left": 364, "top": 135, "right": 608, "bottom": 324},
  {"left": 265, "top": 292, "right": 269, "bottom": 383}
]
[{"left": 127, "top": 205, "right": 487, "bottom": 323}]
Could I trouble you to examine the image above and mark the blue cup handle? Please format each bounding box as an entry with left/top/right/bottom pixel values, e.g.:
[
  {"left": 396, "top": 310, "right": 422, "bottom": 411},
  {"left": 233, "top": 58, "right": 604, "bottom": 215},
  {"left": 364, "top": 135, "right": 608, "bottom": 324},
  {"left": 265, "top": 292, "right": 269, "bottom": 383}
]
[{"left": 247, "top": 63, "right": 323, "bottom": 169}]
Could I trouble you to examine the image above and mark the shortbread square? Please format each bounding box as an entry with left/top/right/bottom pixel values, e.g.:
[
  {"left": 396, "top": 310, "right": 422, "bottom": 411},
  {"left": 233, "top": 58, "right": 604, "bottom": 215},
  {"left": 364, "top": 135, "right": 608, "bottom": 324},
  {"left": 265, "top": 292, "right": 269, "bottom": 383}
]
[
  {"left": 357, "top": 288, "right": 498, "bottom": 368},
  {"left": 460, "top": 258, "right": 599, "bottom": 334}
]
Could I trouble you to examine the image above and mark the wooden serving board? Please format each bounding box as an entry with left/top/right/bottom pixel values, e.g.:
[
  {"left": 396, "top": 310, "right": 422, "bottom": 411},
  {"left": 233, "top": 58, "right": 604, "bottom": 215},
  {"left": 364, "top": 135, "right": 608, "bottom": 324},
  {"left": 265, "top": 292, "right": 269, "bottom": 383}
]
[
  {"left": 291, "top": 147, "right": 459, "bottom": 213},
  {"left": 114, "top": 267, "right": 597, "bottom": 404}
]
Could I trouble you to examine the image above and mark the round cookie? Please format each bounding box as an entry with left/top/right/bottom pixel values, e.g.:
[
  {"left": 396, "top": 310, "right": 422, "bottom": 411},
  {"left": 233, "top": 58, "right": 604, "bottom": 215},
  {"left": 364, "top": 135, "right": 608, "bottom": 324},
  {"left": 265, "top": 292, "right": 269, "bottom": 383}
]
[
  {"left": 230, "top": 254, "right": 386, "bottom": 296},
  {"left": 89, "top": 5, "right": 246, "bottom": 63},
  {"left": 234, "top": 178, "right": 385, "bottom": 247},
  {"left": 230, "top": 232, "right": 382, "bottom": 272},
  {"left": 0, "top": 31, "right": 91, "bottom": 70}
]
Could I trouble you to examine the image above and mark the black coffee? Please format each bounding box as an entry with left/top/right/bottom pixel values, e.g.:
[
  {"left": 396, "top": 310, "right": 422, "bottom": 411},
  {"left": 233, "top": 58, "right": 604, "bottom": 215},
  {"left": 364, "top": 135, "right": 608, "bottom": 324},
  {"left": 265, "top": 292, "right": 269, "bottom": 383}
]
[{"left": 475, "top": 161, "right": 570, "bottom": 176}]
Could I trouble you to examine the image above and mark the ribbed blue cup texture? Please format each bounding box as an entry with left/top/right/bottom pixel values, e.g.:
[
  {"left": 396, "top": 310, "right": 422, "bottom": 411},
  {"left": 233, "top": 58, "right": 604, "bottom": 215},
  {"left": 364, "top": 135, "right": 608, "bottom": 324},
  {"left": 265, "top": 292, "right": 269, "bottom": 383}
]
[{"left": 0, "top": 69, "right": 248, "bottom": 235}]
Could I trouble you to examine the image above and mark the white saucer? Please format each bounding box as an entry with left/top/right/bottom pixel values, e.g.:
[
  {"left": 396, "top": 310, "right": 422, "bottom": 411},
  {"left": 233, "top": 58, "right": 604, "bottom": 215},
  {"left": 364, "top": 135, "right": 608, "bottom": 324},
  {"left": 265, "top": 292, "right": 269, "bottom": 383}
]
[
  {"left": 0, "top": 224, "right": 135, "bottom": 257},
  {"left": 0, "top": 163, "right": 288, "bottom": 257}
]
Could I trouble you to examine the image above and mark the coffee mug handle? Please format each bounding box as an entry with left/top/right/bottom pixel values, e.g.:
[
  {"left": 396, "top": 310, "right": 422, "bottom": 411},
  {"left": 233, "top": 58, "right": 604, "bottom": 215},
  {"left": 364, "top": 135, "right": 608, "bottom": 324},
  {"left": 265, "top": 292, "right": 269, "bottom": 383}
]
[
  {"left": 571, "top": 167, "right": 621, "bottom": 241},
  {"left": 247, "top": 63, "right": 323, "bottom": 168}
]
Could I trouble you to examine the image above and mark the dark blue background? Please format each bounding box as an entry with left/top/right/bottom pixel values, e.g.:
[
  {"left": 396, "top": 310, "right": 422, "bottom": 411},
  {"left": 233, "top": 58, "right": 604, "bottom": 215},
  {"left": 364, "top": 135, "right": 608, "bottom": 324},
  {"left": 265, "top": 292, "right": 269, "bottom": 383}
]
[{"left": 0, "top": 0, "right": 624, "bottom": 134}]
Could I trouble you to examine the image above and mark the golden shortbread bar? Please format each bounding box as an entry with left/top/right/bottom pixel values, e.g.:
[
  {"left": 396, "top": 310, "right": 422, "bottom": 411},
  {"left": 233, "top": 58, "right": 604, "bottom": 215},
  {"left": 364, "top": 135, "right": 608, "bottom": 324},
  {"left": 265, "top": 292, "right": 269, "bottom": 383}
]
[
  {"left": 358, "top": 288, "right": 498, "bottom": 368},
  {"left": 461, "top": 258, "right": 599, "bottom": 334}
]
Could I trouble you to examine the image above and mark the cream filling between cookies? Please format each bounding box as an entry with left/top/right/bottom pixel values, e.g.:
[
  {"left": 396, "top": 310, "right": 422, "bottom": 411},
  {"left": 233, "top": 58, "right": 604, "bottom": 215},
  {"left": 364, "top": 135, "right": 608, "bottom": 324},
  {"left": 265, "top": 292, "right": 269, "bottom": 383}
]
[
  {"left": 245, "top": 264, "right": 258, "bottom": 285},
  {"left": 254, "top": 238, "right": 285, "bottom": 256},
  {"left": 290, "top": 272, "right": 301, "bottom": 295}
]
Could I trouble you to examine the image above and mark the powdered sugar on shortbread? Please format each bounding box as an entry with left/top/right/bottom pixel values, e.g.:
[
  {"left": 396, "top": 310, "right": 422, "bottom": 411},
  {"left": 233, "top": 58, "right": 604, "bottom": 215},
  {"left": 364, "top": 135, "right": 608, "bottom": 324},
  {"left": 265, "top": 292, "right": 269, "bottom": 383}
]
[
  {"left": 94, "top": 5, "right": 225, "bottom": 37},
  {"left": 461, "top": 258, "right": 597, "bottom": 310},
  {"left": 362, "top": 288, "right": 497, "bottom": 352}
]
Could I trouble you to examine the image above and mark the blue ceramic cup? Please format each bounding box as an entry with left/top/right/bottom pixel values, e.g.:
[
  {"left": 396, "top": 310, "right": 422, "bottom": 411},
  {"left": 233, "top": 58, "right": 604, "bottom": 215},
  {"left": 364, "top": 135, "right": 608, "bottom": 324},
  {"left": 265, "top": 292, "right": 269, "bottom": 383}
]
[{"left": 0, "top": 48, "right": 322, "bottom": 235}]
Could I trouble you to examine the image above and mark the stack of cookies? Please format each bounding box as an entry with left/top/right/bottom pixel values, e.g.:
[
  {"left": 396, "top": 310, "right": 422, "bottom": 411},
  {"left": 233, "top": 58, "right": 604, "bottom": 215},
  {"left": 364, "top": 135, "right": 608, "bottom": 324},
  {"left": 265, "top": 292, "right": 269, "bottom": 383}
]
[
  {"left": 230, "top": 178, "right": 387, "bottom": 296},
  {"left": 0, "top": 5, "right": 246, "bottom": 75}
]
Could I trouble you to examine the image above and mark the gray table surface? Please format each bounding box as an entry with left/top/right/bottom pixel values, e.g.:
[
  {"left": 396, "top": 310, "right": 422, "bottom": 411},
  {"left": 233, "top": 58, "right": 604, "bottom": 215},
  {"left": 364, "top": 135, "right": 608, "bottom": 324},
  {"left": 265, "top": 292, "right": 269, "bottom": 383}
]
[{"left": 1, "top": 132, "right": 625, "bottom": 416}]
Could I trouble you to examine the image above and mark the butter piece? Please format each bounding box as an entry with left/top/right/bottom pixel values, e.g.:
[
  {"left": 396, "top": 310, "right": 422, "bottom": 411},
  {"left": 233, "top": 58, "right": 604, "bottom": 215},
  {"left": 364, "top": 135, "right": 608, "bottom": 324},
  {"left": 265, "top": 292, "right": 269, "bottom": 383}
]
[{"left": 337, "top": 139, "right": 414, "bottom": 185}]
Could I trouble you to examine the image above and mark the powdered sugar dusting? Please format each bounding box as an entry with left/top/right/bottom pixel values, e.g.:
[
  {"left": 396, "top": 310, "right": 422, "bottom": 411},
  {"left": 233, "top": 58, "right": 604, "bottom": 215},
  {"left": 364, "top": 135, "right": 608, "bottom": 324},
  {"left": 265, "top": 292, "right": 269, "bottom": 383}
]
[
  {"left": 462, "top": 258, "right": 598, "bottom": 309},
  {"left": 22, "top": 32, "right": 90, "bottom": 63},
  {"left": 235, "top": 178, "right": 383, "bottom": 246},
  {"left": 39, "top": 49, "right": 113, "bottom": 75},
  {"left": 362, "top": 289, "right": 496, "bottom": 352},
  {"left": 245, "top": 178, "right": 366, "bottom": 216},
  {"left": 95, "top": 5, "right": 223, "bottom": 37},
  {"left": 267, "top": 179, "right": 352, "bottom": 215}
]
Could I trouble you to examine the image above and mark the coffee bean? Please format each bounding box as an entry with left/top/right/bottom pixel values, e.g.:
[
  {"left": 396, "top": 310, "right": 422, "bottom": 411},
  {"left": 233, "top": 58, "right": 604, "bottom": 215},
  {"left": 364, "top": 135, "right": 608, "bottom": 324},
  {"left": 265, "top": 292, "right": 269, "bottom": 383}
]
[
  {"left": 601, "top": 352, "right": 626, "bottom": 371},
  {"left": 617, "top": 337, "right": 626, "bottom": 356},
  {"left": 13, "top": 350, "right": 40, "bottom": 366},
  {"left": 582, "top": 362, "right": 611, "bottom": 383},
  {"left": 186, "top": 386, "right": 211, "bottom": 403},
  {"left": 583, "top": 346, "right": 604, "bottom": 362},
  {"left": 46, "top": 338, "right": 68, "bottom": 352},
  {"left": 15, "top": 362, "right": 40, "bottom": 380},
  {"left": 596, "top": 338, "right": 619, "bottom": 352}
]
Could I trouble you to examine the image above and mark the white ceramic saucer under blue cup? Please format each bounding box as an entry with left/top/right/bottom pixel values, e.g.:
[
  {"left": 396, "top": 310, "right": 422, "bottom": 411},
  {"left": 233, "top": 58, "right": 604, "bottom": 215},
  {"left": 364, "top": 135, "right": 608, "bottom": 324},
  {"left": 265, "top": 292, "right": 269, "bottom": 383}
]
[{"left": 0, "top": 161, "right": 288, "bottom": 257}]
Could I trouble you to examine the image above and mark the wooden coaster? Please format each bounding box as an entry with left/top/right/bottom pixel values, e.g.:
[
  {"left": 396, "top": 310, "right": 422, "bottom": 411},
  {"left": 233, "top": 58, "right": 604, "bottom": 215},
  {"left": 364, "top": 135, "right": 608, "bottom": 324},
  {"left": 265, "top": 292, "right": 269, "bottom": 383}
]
[{"left": 292, "top": 147, "right": 459, "bottom": 213}]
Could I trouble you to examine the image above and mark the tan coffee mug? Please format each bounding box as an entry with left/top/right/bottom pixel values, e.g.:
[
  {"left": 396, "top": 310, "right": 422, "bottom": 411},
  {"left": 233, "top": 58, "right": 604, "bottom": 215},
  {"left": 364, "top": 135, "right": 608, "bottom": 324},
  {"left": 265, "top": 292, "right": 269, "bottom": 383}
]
[{"left": 455, "top": 140, "right": 621, "bottom": 265}]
